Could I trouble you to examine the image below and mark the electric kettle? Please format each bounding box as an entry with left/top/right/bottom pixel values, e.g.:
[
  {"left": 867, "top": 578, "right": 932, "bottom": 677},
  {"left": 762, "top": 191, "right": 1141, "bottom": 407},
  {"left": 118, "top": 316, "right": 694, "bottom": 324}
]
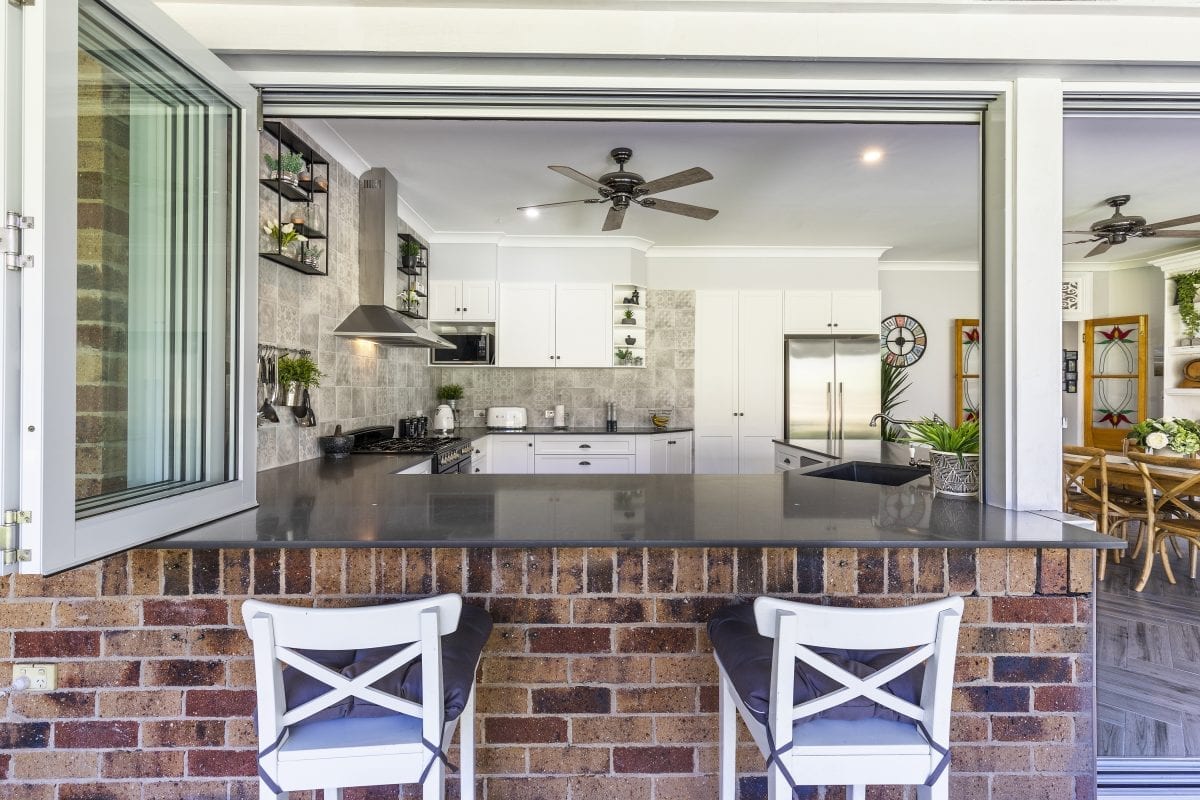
[{"left": 432, "top": 404, "right": 455, "bottom": 434}]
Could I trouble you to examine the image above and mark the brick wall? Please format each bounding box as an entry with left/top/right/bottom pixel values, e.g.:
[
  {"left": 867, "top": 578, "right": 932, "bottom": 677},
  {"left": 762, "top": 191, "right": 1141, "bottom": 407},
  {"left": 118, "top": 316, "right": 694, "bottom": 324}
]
[
  {"left": 75, "top": 50, "right": 131, "bottom": 502},
  {"left": 0, "top": 546, "right": 1095, "bottom": 800}
]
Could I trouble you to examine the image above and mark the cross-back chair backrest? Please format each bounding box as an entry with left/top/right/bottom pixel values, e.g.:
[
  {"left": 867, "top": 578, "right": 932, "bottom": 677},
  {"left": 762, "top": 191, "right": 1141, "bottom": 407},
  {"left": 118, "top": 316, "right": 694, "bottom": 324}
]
[
  {"left": 1127, "top": 452, "right": 1200, "bottom": 527},
  {"left": 1063, "top": 445, "right": 1108, "bottom": 513},
  {"left": 241, "top": 595, "right": 463, "bottom": 752},
  {"left": 752, "top": 596, "right": 963, "bottom": 751}
]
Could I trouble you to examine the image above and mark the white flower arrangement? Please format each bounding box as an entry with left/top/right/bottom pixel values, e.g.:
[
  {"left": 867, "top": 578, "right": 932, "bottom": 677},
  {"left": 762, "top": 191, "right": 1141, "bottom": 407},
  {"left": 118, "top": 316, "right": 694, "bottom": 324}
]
[{"left": 1146, "top": 431, "right": 1170, "bottom": 450}]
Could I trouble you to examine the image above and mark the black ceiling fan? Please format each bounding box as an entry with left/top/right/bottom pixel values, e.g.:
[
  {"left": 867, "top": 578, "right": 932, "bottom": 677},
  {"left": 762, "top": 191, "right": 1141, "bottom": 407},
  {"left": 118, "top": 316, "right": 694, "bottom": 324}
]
[
  {"left": 1064, "top": 194, "right": 1200, "bottom": 258},
  {"left": 518, "top": 147, "right": 718, "bottom": 232}
]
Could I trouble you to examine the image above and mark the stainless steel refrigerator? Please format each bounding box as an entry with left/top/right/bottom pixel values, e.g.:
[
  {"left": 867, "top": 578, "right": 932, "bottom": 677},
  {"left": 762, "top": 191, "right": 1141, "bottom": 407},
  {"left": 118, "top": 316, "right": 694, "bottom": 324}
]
[{"left": 785, "top": 336, "right": 881, "bottom": 440}]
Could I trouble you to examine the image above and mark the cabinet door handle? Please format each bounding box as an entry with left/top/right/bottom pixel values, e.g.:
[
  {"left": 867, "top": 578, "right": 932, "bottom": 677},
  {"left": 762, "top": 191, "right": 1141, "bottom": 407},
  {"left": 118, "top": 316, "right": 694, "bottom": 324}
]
[
  {"left": 784, "top": 458, "right": 791, "bottom": 464},
  {"left": 579, "top": 444, "right": 591, "bottom": 449},
  {"left": 579, "top": 461, "right": 591, "bottom": 466},
  {"left": 475, "top": 449, "right": 481, "bottom": 454},
  {"left": 474, "top": 467, "right": 480, "bottom": 473},
  {"left": 463, "top": 307, "right": 468, "bottom": 312},
  {"left": 455, "top": 307, "right": 461, "bottom": 311},
  {"left": 668, "top": 440, "right": 676, "bottom": 445}
]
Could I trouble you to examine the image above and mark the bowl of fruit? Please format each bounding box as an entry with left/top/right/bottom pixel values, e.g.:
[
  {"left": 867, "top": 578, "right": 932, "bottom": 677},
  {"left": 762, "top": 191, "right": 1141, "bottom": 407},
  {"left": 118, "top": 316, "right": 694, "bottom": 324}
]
[{"left": 650, "top": 408, "right": 673, "bottom": 429}]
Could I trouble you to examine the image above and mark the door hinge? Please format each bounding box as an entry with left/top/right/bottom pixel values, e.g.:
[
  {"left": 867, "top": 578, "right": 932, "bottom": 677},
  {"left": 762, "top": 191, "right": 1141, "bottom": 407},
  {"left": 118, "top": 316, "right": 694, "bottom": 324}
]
[
  {"left": 0, "top": 510, "right": 32, "bottom": 565},
  {"left": 256, "top": 87, "right": 264, "bottom": 131},
  {"left": 3, "top": 211, "right": 34, "bottom": 271},
  {"left": 8, "top": 1, "right": 35, "bottom": 8}
]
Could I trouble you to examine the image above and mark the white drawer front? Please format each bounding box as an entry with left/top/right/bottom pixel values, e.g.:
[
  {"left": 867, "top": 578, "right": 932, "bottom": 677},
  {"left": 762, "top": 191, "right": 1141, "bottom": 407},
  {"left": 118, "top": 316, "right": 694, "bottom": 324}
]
[
  {"left": 534, "top": 435, "right": 635, "bottom": 455},
  {"left": 535, "top": 454, "right": 636, "bottom": 474}
]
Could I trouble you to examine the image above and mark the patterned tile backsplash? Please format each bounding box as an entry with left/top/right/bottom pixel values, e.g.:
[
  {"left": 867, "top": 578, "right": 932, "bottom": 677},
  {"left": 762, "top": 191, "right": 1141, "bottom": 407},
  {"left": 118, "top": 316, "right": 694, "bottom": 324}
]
[
  {"left": 431, "top": 289, "right": 696, "bottom": 429},
  {"left": 256, "top": 127, "right": 434, "bottom": 470}
]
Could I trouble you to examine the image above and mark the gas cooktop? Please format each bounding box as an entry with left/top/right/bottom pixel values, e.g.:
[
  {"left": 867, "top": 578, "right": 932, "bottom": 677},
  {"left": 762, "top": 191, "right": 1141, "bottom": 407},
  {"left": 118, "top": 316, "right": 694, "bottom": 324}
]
[{"left": 352, "top": 436, "right": 467, "bottom": 455}]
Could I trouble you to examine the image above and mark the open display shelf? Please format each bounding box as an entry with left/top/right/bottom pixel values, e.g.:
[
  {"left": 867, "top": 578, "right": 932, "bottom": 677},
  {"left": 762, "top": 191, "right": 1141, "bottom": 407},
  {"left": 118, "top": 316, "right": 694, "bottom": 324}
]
[
  {"left": 258, "top": 121, "right": 331, "bottom": 276},
  {"left": 613, "top": 283, "right": 647, "bottom": 367},
  {"left": 397, "top": 233, "right": 430, "bottom": 320}
]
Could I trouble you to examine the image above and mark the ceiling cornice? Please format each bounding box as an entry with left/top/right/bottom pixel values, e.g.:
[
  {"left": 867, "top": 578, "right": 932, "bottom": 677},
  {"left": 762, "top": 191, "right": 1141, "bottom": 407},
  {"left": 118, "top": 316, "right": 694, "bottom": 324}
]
[
  {"left": 428, "top": 232, "right": 655, "bottom": 251},
  {"left": 1149, "top": 246, "right": 1200, "bottom": 274},
  {"left": 645, "top": 245, "right": 890, "bottom": 259},
  {"left": 878, "top": 260, "right": 976, "bottom": 272}
]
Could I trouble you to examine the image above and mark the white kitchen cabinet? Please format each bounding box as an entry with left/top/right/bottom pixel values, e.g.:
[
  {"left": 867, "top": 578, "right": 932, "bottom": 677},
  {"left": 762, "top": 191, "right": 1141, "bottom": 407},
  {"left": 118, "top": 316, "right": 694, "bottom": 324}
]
[
  {"left": 488, "top": 435, "right": 535, "bottom": 473},
  {"left": 695, "top": 290, "right": 784, "bottom": 474},
  {"left": 774, "top": 443, "right": 832, "bottom": 472},
  {"left": 399, "top": 459, "right": 432, "bottom": 475},
  {"left": 554, "top": 284, "right": 613, "bottom": 367},
  {"left": 496, "top": 283, "right": 610, "bottom": 367},
  {"left": 496, "top": 284, "right": 557, "bottom": 367},
  {"left": 536, "top": 435, "right": 635, "bottom": 455},
  {"left": 784, "top": 290, "right": 880, "bottom": 334},
  {"left": 535, "top": 454, "right": 636, "bottom": 474},
  {"left": 429, "top": 280, "right": 497, "bottom": 322},
  {"left": 635, "top": 432, "right": 693, "bottom": 474},
  {"left": 470, "top": 435, "right": 490, "bottom": 474}
]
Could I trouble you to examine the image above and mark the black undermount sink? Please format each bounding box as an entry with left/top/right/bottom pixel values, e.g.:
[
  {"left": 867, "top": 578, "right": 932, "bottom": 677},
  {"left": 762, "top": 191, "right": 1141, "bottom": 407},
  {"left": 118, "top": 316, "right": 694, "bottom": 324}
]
[{"left": 805, "top": 461, "right": 930, "bottom": 487}]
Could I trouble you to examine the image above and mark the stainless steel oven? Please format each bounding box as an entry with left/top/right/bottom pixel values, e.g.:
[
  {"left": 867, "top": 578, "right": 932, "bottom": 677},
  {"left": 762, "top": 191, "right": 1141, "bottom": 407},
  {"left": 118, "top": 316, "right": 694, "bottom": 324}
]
[{"left": 431, "top": 333, "right": 494, "bottom": 365}]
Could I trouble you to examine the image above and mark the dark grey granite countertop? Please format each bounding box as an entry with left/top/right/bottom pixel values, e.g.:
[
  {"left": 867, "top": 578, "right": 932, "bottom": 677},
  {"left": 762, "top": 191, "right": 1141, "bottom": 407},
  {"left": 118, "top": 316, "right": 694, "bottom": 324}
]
[
  {"left": 155, "top": 450, "right": 1121, "bottom": 550},
  {"left": 456, "top": 426, "right": 693, "bottom": 437},
  {"left": 774, "top": 438, "right": 916, "bottom": 466}
]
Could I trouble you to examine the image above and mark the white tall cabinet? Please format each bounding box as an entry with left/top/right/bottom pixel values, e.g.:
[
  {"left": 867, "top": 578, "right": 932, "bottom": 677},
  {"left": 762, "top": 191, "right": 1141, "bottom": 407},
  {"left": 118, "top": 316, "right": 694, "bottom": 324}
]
[
  {"left": 695, "top": 290, "right": 784, "bottom": 474},
  {"left": 496, "top": 283, "right": 612, "bottom": 367}
]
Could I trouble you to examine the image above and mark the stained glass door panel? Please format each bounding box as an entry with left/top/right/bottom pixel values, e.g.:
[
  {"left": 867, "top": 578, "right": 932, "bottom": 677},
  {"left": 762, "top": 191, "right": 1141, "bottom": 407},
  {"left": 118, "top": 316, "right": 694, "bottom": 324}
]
[
  {"left": 954, "top": 319, "right": 981, "bottom": 425},
  {"left": 1084, "top": 315, "right": 1148, "bottom": 451}
]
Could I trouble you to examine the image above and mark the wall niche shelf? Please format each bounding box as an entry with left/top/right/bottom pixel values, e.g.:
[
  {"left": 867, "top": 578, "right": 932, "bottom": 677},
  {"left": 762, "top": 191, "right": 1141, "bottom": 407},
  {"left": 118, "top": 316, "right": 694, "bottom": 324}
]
[
  {"left": 258, "top": 120, "right": 330, "bottom": 277},
  {"left": 613, "top": 283, "right": 647, "bottom": 368},
  {"left": 397, "top": 233, "right": 429, "bottom": 320}
]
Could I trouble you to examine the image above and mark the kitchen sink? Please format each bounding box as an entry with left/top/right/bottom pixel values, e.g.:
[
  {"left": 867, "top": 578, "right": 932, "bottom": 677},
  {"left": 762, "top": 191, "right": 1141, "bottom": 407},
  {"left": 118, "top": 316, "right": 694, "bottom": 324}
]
[{"left": 805, "top": 461, "right": 930, "bottom": 487}]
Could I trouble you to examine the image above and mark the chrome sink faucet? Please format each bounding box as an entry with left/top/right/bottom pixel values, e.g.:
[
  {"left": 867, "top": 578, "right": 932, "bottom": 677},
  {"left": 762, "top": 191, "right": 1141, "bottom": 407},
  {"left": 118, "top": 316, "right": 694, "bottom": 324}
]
[{"left": 868, "top": 413, "right": 945, "bottom": 467}]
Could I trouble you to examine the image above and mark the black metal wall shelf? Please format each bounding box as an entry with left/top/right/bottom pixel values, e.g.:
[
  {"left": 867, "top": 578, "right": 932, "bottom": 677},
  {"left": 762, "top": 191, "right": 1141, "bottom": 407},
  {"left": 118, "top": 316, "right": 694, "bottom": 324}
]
[{"left": 259, "top": 120, "right": 331, "bottom": 277}]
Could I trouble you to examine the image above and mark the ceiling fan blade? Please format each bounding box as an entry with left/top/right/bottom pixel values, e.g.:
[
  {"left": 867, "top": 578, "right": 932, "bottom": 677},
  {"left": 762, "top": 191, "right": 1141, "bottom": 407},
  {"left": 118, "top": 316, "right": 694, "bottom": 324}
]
[
  {"left": 1148, "top": 213, "right": 1200, "bottom": 230},
  {"left": 602, "top": 205, "right": 627, "bottom": 232},
  {"left": 1085, "top": 241, "right": 1112, "bottom": 258},
  {"left": 637, "top": 167, "right": 713, "bottom": 196},
  {"left": 548, "top": 165, "right": 608, "bottom": 192},
  {"left": 517, "top": 199, "right": 601, "bottom": 211},
  {"left": 1063, "top": 230, "right": 1099, "bottom": 234},
  {"left": 638, "top": 197, "right": 719, "bottom": 221},
  {"left": 1064, "top": 238, "right": 1100, "bottom": 246},
  {"left": 1146, "top": 229, "right": 1200, "bottom": 237}
]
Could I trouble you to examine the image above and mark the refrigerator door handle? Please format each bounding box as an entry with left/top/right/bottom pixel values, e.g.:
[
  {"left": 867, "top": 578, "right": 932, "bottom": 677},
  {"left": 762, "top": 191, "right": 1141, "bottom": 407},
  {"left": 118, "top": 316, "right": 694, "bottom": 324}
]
[
  {"left": 838, "top": 382, "right": 845, "bottom": 439},
  {"left": 826, "top": 382, "right": 833, "bottom": 439}
]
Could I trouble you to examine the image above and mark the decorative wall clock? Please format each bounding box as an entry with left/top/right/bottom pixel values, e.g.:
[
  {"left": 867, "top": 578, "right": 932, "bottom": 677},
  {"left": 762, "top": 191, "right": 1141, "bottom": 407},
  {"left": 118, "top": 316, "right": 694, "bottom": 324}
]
[{"left": 881, "top": 315, "right": 927, "bottom": 367}]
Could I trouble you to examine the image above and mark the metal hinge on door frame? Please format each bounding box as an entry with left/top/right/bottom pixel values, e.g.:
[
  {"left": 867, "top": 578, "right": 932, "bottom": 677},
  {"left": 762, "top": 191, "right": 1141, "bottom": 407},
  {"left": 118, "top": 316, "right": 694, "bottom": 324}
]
[
  {"left": 0, "top": 510, "right": 32, "bottom": 565},
  {"left": 3, "top": 211, "right": 33, "bottom": 271},
  {"left": 7, "top": 0, "right": 35, "bottom": 8}
]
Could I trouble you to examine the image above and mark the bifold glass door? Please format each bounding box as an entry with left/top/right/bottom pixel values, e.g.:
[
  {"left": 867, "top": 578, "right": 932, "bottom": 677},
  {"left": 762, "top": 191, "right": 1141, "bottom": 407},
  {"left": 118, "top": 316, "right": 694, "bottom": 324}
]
[{"left": 16, "top": 0, "right": 257, "bottom": 573}]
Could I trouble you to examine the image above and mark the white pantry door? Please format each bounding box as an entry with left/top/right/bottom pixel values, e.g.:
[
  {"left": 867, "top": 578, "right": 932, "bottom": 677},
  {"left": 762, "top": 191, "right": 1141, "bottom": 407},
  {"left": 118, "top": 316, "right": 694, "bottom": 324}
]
[
  {"left": 16, "top": 0, "right": 258, "bottom": 573},
  {"left": 0, "top": 1, "right": 23, "bottom": 575}
]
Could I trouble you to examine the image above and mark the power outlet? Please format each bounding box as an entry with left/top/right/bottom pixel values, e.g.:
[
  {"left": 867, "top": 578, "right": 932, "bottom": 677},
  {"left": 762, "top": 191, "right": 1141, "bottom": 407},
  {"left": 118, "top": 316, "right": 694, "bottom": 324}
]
[
  {"left": 473, "top": 409, "right": 485, "bottom": 418},
  {"left": 544, "top": 409, "right": 555, "bottom": 418},
  {"left": 13, "top": 663, "right": 57, "bottom": 691}
]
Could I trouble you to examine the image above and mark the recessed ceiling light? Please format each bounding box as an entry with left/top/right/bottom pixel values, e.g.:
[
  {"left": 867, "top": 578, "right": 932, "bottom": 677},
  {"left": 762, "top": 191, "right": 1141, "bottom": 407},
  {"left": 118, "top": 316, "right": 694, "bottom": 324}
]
[
  {"left": 861, "top": 148, "right": 884, "bottom": 164},
  {"left": 524, "top": 207, "right": 540, "bottom": 219}
]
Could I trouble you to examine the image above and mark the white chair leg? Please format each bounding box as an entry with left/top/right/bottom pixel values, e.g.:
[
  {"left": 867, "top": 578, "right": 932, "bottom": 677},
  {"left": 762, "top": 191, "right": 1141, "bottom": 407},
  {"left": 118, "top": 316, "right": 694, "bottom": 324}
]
[
  {"left": 718, "top": 671, "right": 738, "bottom": 800},
  {"left": 323, "top": 789, "right": 344, "bottom": 800},
  {"left": 460, "top": 688, "right": 477, "bottom": 800},
  {"left": 423, "top": 758, "right": 446, "bottom": 800},
  {"left": 767, "top": 762, "right": 792, "bottom": 800},
  {"left": 918, "top": 774, "right": 950, "bottom": 800},
  {"left": 849, "top": 786, "right": 866, "bottom": 800},
  {"left": 257, "top": 780, "right": 283, "bottom": 800}
]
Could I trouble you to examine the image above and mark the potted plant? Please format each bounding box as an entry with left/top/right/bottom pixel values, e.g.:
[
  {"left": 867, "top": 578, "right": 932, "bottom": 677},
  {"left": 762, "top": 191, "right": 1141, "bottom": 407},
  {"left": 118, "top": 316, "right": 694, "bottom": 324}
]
[
  {"left": 624, "top": 335, "right": 637, "bottom": 345},
  {"left": 1128, "top": 417, "right": 1200, "bottom": 457},
  {"left": 401, "top": 240, "right": 423, "bottom": 269},
  {"left": 903, "top": 418, "right": 981, "bottom": 496},
  {"left": 302, "top": 245, "right": 323, "bottom": 268},
  {"left": 437, "top": 384, "right": 464, "bottom": 412},
  {"left": 402, "top": 288, "right": 421, "bottom": 314},
  {"left": 621, "top": 309, "right": 637, "bottom": 325},
  {"left": 277, "top": 353, "right": 322, "bottom": 407},
  {"left": 263, "top": 221, "right": 308, "bottom": 259},
  {"left": 264, "top": 151, "right": 306, "bottom": 186},
  {"left": 615, "top": 348, "right": 632, "bottom": 364},
  {"left": 1175, "top": 272, "right": 1200, "bottom": 344}
]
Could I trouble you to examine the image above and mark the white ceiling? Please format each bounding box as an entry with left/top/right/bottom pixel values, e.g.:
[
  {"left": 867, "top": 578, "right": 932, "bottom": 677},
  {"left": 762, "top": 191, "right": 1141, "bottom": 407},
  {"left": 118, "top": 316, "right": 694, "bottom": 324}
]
[
  {"left": 322, "top": 115, "right": 1200, "bottom": 264},
  {"left": 327, "top": 119, "right": 982, "bottom": 261}
]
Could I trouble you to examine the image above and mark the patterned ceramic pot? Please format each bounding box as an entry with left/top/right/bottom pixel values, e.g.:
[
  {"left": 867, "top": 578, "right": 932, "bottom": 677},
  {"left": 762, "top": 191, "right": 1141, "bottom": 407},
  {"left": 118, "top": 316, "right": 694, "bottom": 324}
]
[{"left": 928, "top": 450, "right": 980, "bottom": 496}]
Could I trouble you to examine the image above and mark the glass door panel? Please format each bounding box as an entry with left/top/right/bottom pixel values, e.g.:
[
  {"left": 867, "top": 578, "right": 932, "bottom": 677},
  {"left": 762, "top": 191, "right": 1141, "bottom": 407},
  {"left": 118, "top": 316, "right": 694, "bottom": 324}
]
[
  {"left": 954, "top": 319, "right": 980, "bottom": 424},
  {"left": 1084, "top": 315, "right": 1148, "bottom": 451}
]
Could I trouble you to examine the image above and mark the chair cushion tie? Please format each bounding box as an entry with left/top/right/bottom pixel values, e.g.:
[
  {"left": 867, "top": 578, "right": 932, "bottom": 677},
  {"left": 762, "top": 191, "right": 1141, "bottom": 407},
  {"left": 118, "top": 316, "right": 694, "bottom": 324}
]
[
  {"left": 257, "top": 730, "right": 287, "bottom": 796},
  {"left": 915, "top": 720, "right": 951, "bottom": 786},
  {"left": 419, "top": 736, "right": 459, "bottom": 784}
]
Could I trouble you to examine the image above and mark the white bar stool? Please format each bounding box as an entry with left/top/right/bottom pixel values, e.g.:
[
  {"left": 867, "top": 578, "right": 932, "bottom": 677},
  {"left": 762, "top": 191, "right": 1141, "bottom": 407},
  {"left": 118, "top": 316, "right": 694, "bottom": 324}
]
[
  {"left": 242, "top": 594, "right": 490, "bottom": 800},
  {"left": 711, "top": 595, "right": 963, "bottom": 800}
]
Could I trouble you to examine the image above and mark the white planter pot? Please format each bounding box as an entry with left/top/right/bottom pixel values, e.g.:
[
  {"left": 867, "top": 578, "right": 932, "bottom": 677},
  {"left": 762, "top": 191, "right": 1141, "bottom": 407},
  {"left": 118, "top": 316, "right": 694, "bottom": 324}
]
[
  {"left": 928, "top": 450, "right": 980, "bottom": 497},
  {"left": 1154, "top": 447, "right": 1197, "bottom": 459}
]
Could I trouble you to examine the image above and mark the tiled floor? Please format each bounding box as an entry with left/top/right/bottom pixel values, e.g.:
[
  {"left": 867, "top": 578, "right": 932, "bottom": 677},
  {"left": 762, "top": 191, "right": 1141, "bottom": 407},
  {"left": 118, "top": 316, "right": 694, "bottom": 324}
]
[{"left": 1097, "top": 542, "right": 1200, "bottom": 757}]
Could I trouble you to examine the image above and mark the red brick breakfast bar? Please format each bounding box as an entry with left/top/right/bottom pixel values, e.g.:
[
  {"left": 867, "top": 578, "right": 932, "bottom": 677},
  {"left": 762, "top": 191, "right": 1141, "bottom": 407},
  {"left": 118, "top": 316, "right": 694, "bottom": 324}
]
[{"left": 0, "top": 457, "right": 1117, "bottom": 800}]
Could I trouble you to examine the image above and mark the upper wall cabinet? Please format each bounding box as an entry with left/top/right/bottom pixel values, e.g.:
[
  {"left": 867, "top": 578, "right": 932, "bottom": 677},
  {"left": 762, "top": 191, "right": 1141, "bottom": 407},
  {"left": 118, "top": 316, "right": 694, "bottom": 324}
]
[
  {"left": 784, "top": 290, "right": 880, "bottom": 334},
  {"left": 497, "top": 283, "right": 612, "bottom": 367},
  {"left": 430, "top": 280, "right": 496, "bottom": 321}
]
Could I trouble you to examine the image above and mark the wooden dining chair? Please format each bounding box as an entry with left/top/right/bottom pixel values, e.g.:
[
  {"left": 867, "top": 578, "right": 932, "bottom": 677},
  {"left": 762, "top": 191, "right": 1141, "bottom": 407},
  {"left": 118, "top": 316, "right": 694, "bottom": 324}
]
[
  {"left": 1062, "top": 446, "right": 1143, "bottom": 580},
  {"left": 1126, "top": 452, "right": 1200, "bottom": 592}
]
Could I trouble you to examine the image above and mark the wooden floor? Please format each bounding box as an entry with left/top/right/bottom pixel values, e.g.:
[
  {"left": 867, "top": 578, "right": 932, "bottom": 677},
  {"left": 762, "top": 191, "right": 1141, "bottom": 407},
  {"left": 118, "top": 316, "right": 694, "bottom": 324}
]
[{"left": 1098, "top": 542, "right": 1200, "bottom": 758}]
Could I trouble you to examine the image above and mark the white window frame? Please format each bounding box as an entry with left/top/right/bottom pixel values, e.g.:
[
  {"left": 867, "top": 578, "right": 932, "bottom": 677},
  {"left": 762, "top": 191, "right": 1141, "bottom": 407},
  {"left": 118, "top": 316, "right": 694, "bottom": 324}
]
[{"left": 15, "top": 0, "right": 257, "bottom": 574}]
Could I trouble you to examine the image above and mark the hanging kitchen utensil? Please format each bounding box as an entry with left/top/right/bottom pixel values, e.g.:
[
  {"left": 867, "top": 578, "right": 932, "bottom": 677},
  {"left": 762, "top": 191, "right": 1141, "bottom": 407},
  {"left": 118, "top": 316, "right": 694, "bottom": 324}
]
[
  {"left": 258, "top": 351, "right": 279, "bottom": 423},
  {"left": 300, "top": 388, "right": 317, "bottom": 427}
]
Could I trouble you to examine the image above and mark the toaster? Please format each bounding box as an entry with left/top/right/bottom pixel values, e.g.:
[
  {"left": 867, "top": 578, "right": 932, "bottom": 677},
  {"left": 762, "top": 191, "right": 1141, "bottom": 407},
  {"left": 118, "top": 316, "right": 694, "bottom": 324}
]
[{"left": 487, "top": 406, "right": 528, "bottom": 430}]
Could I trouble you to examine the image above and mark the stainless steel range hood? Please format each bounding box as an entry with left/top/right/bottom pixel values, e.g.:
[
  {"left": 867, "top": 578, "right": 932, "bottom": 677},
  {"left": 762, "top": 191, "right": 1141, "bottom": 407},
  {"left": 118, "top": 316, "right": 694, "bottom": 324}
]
[{"left": 333, "top": 168, "right": 453, "bottom": 349}]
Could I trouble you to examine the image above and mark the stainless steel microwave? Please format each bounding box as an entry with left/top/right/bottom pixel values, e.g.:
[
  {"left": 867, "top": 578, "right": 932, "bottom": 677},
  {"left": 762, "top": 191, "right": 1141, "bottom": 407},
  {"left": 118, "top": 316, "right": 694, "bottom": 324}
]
[{"left": 431, "top": 333, "right": 495, "bottom": 364}]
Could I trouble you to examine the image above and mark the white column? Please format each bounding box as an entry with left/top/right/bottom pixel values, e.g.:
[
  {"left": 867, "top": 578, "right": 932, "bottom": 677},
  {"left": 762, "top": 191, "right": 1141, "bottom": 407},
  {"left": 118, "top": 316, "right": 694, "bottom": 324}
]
[{"left": 982, "top": 79, "right": 1064, "bottom": 511}]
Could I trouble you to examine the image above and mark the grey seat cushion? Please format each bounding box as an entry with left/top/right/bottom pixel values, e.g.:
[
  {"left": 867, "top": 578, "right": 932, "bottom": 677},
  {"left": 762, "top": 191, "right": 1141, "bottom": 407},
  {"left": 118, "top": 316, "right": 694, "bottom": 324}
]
[
  {"left": 706, "top": 602, "right": 923, "bottom": 725},
  {"left": 279, "top": 603, "right": 492, "bottom": 725}
]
